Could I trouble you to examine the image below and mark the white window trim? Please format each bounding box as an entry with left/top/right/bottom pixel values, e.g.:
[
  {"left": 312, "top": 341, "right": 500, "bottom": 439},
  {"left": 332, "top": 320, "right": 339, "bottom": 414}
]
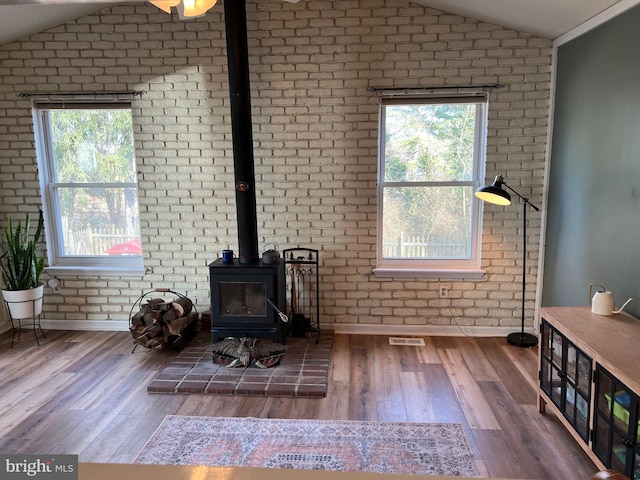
[
  {"left": 372, "top": 267, "right": 485, "bottom": 279},
  {"left": 375, "top": 95, "right": 489, "bottom": 278},
  {"left": 45, "top": 265, "right": 146, "bottom": 277},
  {"left": 32, "top": 100, "right": 144, "bottom": 276}
]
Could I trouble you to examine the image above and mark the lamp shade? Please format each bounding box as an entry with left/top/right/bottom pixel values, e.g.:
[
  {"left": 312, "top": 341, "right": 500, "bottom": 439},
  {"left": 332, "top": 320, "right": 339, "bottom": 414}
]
[
  {"left": 149, "top": 0, "right": 217, "bottom": 18},
  {"left": 475, "top": 175, "right": 511, "bottom": 206},
  {"left": 178, "top": 0, "right": 217, "bottom": 18},
  {"left": 149, "top": 0, "right": 180, "bottom": 13}
]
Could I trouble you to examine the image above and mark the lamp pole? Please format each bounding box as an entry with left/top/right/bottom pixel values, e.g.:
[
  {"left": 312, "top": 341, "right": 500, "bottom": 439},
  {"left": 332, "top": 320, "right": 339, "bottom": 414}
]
[{"left": 502, "top": 183, "right": 540, "bottom": 348}]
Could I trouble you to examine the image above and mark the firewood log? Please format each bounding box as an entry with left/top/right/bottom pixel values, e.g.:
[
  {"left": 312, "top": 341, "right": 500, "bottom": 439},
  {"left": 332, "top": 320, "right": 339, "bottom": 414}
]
[
  {"left": 163, "top": 309, "right": 177, "bottom": 322},
  {"left": 131, "top": 311, "right": 145, "bottom": 326},
  {"left": 172, "top": 297, "right": 193, "bottom": 316}
]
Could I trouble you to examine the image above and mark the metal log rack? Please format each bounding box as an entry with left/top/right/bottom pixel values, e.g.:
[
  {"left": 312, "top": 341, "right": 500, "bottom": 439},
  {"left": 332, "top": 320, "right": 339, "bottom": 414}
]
[
  {"left": 283, "top": 248, "right": 320, "bottom": 344},
  {"left": 128, "top": 288, "right": 198, "bottom": 353}
]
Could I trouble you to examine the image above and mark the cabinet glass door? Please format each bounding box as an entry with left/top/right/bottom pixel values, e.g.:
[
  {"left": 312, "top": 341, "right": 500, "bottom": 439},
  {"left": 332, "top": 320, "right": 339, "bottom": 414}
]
[
  {"left": 539, "top": 319, "right": 592, "bottom": 442},
  {"left": 564, "top": 342, "right": 577, "bottom": 419},
  {"left": 563, "top": 340, "right": 591, "bottom": 440},
  {"left": 540, "top": 321, "right": 563, "bottom": 406},
  {"left": 594, "top": 364, "right": 640, "bottom": 479},
  {"left": 611, "top": 429, "right": 629, "bottom": 474},
  {"left": 549, "top": 324, "right": 565, "bottom": 407},
  {"left": 551, "top": 328, "right": 564, "bottom": 369}
]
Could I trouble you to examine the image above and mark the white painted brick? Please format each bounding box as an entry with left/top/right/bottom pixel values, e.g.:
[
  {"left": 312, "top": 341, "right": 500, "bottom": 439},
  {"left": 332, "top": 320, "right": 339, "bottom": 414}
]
[{"left": 0, "top": 0, "right": 551, "bottom": 328}]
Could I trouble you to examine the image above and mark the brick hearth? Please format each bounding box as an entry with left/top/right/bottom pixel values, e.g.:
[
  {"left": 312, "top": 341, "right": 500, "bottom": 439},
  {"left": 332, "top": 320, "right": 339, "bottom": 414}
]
[{"left": 147, "top": 331, "right": 332, "bottom": 397}]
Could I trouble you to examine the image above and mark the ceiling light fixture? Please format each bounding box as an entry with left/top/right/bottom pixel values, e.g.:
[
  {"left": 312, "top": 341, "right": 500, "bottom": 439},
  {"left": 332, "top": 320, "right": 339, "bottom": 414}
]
[{"left": 149, "top": 0, "right": 217, "bottom": 19}]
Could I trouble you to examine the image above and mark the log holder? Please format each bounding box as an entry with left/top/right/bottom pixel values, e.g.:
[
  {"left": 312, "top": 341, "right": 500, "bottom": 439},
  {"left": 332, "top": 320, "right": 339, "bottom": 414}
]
[{"left": 129, "top": 288, "right": 198, "bottom": 353}]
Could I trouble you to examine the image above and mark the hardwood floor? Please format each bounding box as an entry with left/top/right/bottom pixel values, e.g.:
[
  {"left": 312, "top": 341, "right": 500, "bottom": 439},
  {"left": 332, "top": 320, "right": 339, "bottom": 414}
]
[{"left": 0, "top": 326, "right": 597, "bottom": 479}]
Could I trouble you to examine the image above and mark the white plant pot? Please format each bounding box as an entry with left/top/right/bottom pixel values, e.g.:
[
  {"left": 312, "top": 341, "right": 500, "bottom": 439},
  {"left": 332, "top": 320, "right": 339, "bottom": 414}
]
[{"left": 1, "top": 284, "right": 44, "bottom": 319}]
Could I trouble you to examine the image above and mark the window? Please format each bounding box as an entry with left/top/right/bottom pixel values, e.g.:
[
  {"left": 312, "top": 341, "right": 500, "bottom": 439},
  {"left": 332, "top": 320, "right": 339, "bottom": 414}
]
[
  {"left": 33, "top": 101, "right": 143, "bottom": 276},
  {"left": 375, "top": 95, "right": 488, "bottom": 278}
]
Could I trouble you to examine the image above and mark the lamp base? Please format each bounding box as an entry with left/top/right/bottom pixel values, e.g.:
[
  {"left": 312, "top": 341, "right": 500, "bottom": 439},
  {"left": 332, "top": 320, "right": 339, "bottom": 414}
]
[{"left": 507, "top": 332, "right": 538, "bottom": 348}]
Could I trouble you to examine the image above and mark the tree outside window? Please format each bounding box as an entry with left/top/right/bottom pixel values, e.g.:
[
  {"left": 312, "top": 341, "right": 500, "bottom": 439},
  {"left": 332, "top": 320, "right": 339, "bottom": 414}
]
[
  {"left": 34, "top": 102, "right": 143, "bottom": 274},
  {"left": 376, "top": 96, "right": 487, "bottom": 276}
]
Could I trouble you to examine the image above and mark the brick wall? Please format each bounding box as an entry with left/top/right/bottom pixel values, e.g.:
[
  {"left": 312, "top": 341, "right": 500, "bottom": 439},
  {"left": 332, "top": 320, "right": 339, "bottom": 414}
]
[{"left": 0, "top": 0, "right": 552, "bottom": 331}]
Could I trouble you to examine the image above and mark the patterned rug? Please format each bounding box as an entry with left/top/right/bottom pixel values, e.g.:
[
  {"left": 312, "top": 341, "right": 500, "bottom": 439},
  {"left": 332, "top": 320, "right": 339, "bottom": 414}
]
[
  {"left": 147, "top": 331, "right": 332, "bottom": 397},
  {"left": 135, "top": 416, "right": 480, "bottom": 477}
]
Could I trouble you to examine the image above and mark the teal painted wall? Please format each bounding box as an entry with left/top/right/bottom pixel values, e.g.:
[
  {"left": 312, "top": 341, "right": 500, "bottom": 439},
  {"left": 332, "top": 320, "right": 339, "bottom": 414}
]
[{"left": 543, "top": 5, "right": 640, "bottom": 318}]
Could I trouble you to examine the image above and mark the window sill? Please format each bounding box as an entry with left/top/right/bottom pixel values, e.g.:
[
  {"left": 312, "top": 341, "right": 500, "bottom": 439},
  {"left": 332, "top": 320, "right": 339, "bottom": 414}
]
[
  {"left": 45, "top": 265, "right": 146, "bottom": 277},
  {"left": 372, "top": 268, "right": 486, "bottom": 279}
]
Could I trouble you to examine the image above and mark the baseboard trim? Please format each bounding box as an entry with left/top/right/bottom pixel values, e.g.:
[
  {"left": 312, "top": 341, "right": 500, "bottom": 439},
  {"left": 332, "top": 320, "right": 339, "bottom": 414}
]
[
  {"left": 3, "top": 318, "right": 535, "bottom": 338},
  {"left": 40, "top": 319, "right": 130, "bottom": 331},
  {"left": 323, "top": 322, "right": 535, "bottom": 337}
]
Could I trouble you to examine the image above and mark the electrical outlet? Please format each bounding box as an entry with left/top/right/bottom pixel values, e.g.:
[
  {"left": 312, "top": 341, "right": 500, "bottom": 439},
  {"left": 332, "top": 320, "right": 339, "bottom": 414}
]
[
  {"left": 439, "top": 285, "right": 448, "bottom": 298},
  {"left": 47, "top": 277, "right": 61, "bottom": 293}
]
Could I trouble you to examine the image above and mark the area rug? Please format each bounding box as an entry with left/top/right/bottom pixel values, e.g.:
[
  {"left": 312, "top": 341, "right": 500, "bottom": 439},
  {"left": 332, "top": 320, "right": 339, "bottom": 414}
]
[
  {"left": 146, "top": 332, "right": 332, "bottom": 397},
  {"left": 134, "top": 416, "right": 480, "bottom": 477}
]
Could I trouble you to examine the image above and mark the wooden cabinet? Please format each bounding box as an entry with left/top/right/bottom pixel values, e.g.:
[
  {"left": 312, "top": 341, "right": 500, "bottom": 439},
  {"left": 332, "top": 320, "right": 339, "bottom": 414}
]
[{"left": 538, "top": 307, "right": 640, "bottom": 479}]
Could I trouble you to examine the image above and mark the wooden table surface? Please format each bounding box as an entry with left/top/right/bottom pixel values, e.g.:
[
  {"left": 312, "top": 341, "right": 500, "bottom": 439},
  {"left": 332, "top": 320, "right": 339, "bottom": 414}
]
[{"left": 78, "top": 463, "right": 511, "bottom": 480}]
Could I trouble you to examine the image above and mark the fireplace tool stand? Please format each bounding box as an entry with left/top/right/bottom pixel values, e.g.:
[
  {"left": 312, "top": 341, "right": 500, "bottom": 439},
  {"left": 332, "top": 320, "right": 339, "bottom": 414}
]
[{"left": 283, "top": 248, "right": 320, "bottom": 344}]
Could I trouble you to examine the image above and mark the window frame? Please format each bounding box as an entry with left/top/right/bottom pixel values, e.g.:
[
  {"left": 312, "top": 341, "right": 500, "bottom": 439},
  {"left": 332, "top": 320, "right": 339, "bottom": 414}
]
[
  {"left": 32, "top": 100, "right": 144, "bottom": 277},
  {"left": 374, "top": 94, "right": 488, "bottom": 279}
]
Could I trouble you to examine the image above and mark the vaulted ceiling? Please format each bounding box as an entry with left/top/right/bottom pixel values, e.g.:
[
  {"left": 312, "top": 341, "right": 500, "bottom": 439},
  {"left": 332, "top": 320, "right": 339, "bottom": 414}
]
[{"left": 0, "top": 0, "right": 634, "bottom": 46}]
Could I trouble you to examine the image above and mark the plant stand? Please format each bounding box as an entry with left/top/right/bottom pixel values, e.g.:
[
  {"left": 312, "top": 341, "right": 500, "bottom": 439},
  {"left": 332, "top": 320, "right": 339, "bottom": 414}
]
[{"left": 4, "top": 297, "right": 46, "bottom": 348}]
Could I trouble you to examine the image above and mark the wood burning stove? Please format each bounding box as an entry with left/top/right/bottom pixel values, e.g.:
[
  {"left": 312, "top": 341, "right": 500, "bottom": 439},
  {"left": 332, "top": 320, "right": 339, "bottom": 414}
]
[
  {"left": 209, "top": 258, "right": 286, "bottom": 343},
  {"left": 208, "top": 0, "right": 288, "bottom": 346}
]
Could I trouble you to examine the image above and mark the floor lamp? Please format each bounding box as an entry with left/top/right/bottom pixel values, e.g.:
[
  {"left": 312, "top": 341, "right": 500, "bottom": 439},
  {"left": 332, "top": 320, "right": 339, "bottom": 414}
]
[{"left": 475, "top": 175, "right": 540, "bottom": 348}]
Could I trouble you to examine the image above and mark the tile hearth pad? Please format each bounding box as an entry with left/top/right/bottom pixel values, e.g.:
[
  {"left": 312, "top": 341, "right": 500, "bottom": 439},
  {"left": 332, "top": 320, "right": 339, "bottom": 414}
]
[{"left": 147, "top": 332, "right": 332, "bottom": 397}]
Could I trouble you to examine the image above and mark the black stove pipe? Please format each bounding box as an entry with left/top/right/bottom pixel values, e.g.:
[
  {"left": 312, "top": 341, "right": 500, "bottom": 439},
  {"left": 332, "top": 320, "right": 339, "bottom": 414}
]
[{"left": 224, "top": 0, "right": 259, "bottom": 264}]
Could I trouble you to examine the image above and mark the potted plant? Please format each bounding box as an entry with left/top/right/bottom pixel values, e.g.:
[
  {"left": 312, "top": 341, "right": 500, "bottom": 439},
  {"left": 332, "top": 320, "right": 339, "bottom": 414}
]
[{"left": 0, "top": 210, "right": 45, "bottom": 319}]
